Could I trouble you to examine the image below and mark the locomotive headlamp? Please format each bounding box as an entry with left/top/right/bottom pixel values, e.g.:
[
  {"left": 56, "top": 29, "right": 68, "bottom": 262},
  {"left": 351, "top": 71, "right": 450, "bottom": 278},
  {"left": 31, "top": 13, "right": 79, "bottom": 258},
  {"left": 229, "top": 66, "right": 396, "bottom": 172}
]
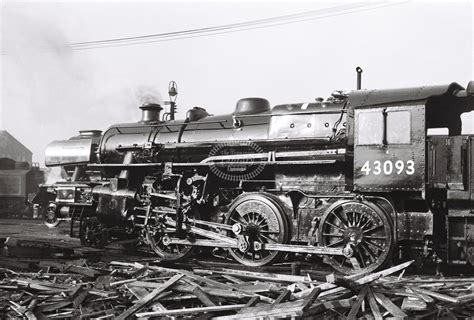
[
  {"left": 168, "top": 81, "right": 178, "bottom": 102},
  {"left": 56, "top": 187, "right": 75, "bottom": 202},
  {"left": 167, "top": 81, "right": 178, "bottom": 121}
]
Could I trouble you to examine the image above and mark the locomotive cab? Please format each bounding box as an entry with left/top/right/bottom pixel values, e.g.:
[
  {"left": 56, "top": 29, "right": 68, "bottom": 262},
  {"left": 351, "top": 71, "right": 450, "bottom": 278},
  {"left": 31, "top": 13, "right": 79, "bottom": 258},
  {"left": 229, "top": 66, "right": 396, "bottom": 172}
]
[{"left": 349, "top": 81, "right": 474, "bottom": 265}]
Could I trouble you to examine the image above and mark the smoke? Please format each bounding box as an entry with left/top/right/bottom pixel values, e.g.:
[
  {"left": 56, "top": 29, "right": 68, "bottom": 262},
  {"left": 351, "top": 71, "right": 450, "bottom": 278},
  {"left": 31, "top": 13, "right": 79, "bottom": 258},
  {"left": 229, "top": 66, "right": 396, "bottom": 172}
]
[
  {"left": 44, "top": 167, "right": 65, "bottom": 185},
  {"left": 1, "top": 9, "right": 163, "bottom": 165},
  {"left": 136, "top": 85, "right": 164, "bottom": 107}
]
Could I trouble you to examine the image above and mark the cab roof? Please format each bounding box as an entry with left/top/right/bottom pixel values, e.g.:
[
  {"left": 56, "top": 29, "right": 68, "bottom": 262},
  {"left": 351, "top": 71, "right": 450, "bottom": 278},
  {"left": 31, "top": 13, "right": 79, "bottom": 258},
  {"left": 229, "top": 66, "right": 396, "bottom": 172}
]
[{"left": 348, "top": 82, "right": 465, "bottom": 108}]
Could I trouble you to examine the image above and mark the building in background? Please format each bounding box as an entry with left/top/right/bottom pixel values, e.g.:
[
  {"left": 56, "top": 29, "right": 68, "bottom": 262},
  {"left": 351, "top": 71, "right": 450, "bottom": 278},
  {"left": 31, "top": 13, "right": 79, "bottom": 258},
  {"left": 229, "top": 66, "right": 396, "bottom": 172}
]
[
  {"left": 0, "top": 130, "right": 44, "bottom": 218},
  {"left": 0, "top": 130, "right": 32, "bottom": 164}
]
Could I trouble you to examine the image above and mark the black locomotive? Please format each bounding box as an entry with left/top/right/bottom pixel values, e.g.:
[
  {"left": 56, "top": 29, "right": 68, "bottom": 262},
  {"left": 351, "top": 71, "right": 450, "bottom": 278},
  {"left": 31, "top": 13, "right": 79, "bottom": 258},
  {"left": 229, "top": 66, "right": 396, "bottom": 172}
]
[{"left": 33, "top": 77, "right": 474, "bottom": 274}]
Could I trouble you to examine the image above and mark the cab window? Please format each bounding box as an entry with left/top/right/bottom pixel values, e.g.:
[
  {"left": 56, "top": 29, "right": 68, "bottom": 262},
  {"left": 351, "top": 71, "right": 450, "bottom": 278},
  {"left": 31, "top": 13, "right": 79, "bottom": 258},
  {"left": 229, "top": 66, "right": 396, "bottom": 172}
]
[
  {"left": 387, "top": 111, "right": 411, "bottom": 144},
  {"left": 357, "top": 109, "right": 411, "bottom": 145},
  {"left": 357, "top": 111, "right": 383, "bottom": 145}
]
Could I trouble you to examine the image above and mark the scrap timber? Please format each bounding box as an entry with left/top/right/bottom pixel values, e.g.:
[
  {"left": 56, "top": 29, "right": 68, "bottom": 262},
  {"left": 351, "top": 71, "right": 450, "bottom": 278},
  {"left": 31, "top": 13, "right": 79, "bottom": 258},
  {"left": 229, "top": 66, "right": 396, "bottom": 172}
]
[
  {"left": 3, "top": 253, "right": 474, "bottom": 319},
  {"left": 3, "top": 229, "right": 474, "bottom": 319}
]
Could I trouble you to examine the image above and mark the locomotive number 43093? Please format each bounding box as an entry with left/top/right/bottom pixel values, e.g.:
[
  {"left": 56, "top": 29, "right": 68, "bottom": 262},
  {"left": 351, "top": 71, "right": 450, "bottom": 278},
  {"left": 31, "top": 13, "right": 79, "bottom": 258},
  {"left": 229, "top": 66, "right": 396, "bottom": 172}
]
[{"left": 360, "top": 160, "right": 415, "bottom": 176}]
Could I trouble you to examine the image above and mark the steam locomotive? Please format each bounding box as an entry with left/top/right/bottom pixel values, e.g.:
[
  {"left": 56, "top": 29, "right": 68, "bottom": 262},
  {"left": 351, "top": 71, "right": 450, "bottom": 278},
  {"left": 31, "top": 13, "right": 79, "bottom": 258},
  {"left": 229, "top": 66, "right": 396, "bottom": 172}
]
[
  {"left": 33, "top": 75, "right": 474, "bottom": 274},
  {"left": 0, "top": 159, "right": 44, "bottom": 218}
]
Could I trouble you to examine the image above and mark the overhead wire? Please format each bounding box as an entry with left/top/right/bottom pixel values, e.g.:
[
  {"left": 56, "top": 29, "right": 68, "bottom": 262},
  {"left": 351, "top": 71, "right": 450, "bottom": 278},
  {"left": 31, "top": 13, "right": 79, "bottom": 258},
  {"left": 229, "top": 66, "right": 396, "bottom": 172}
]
[
  {"left": 0, "top": 2, "right": 408, "bottom": 54},
  {"left": 69, "top": 3, "right": 369, "bottom": 48},
  {"left": 70, "top": 2, "right": 407, "bottom": 51}
]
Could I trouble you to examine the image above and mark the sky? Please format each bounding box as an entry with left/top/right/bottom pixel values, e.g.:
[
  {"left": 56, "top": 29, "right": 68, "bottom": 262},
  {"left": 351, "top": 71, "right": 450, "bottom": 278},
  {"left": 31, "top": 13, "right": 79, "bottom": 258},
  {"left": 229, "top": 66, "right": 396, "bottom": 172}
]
[{"left": 0, "top": 0, "right": 473, "bottom": 164}]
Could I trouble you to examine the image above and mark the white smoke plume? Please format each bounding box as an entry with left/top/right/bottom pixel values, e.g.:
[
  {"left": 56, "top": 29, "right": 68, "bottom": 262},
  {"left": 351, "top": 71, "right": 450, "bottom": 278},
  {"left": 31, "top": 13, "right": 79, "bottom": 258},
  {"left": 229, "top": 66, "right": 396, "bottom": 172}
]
[
  {"left": 135, "top": 85, "right": 164, "bottom": 107},
  {"left": 1, "top": 8, "right": 164, "bottom": 165},
  {"left": 44, "top": 167, "right": 66, "bottom": 185}
]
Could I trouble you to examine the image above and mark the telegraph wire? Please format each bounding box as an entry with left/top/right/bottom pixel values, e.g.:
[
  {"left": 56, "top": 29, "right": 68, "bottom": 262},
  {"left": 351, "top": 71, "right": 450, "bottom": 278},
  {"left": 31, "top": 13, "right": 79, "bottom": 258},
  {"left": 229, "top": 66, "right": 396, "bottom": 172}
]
[
  {"left": 0, "top": 2, "right": 408, "bottom": 54},
  {"left": 70, "top": 2, "right": 407, "bottom": 51},
  {"left": 69, "top": 3, "right": 368, "bottom": 48}
]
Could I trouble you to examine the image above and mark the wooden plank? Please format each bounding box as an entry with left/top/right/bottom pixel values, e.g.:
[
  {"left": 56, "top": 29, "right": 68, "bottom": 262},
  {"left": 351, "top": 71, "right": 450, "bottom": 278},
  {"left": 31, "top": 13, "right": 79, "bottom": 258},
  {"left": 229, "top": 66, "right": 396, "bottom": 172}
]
[
  {"left": 273, "top": 289, "right": 291, "bottom": 304},
  {"left": 25, "top": 311, "right": 38, "bottom": 320},
  {"left": 221, "top": 275, "right": 244, "bottom": 284},
  {"left": 64, "top": 265, "right": 100, "bottom": 278},
  {"left": 296, "top": 282, "right": 310, "bottom": 291},
  {"left": 456, "top": 292, "right": 474, "bottom": 303},
  {"left": 72, "top": 290, "right": 89, "bottom": 309},
  {"left": 151, "top": 301, "right": 167, "bottom": 312},
  {"left": 334, "top": 277, "right": 360, "bottom": 294},
  {"left": 234, "top": 282, "right": 281, "bottom": 293},
  {"left": 295, "top": 260, "right": 414, "bottom": 299},
  {"left": 401, "top": 297, "right": 427, "bottom": 311},
  {"left": 194, "top": 268, "right": 316, "bottom": 284},
  {"left": 397, "top": 278, "right": 474, "bottom": 284},
  {"left": 79, "top": 308, "right": 117, "bottom": 318},
  {"left": 128, "top": 280, "right": 167, "bottom": 289},
  {"left": 36, "top": 301, "right": 72, "bottom": 313},
  {"left": 234, "top": 300, "right": 306, "bottom": 319},
  {"left": 302, "top": 287, "right": 321, "bottom": 311},
  {"left": 116, "top": 273, "right": 183, "bottom": 320},
  {"left": 347, "top": 285, "right": 368, "bottom": 320},
  {"left": 373, "top": 292, "right": 407, "bottom": 318},
  {"left": 306, "top": 296, "right": 356, "bottom": 316},
  {"left": 110, "top": 278, "right": 138, "bottom": 288},
  {"left": 325, "top": 273, "right": 336, "bottom": 283},
  {"left": 244, "top": 296, "right": 260, "bottom": 308},
  {"left": 148, "top": 266, "right": 274, "bottom": 303},
  {"left": 397, "top": 269, "right": 406, "bottom": 280},
  {"left": 172, "top": 284, "right": 247, "bottom": 299},
  {"left": 408, "top": 287, "right": 434, "bottom": 303},
  {"left": 33, "top": 311, "right": 48, "bottom": 320},
  {"left": 15, "top": 279, "right": 71, "bottom": 291},
  {"left": 411, "top": 287, "right": 460, "bottom": 304},
  {"left": 24, "top": 299, "right": 38, "bottom": 320},
  {"left": 125, "top": 285, "right": 149, "bottom": 299},
  {"left": 135, "top": 304, "right": 246, "bottom": 317},
  {"left": 192, "top": 285, "right": 217, "bottom": 307},
  {"left": 367, "top": 287, "right": 383, "bottom": 320}
]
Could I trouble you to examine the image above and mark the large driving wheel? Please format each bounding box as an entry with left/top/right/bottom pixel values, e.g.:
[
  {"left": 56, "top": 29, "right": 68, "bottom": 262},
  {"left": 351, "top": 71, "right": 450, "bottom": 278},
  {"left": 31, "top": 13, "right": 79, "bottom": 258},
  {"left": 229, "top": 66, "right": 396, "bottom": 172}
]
[
  {"left": 145, "top": 206, "right": 196, "bottom": 262},
  {"left": 226, "top": 193, "right": 290, "bottom": 267},
  {"left": 318, "top": 200, "right": 393, "bottom": 274}
]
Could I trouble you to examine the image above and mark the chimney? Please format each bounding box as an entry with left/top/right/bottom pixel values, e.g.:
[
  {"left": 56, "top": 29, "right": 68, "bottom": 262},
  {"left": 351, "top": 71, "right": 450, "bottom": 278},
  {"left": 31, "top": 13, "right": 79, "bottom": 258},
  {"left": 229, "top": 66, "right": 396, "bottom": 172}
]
[
  {"left": 79, "top": 130, "right": 102, "bottom": 138},
  {"left": 139, "top": 103, "right": 163, "bottom": 123}
]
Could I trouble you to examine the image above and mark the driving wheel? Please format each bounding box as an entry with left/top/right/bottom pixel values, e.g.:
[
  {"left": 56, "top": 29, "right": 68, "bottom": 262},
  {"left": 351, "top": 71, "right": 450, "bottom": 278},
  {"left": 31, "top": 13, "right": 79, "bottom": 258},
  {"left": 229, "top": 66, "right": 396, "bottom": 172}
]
[
  {"left": 226, "top": 193, "right": 289, "bottom": 267},
  {"left": 145, "top": 206, "right": 196, "bottom": 262},
  {"left": 318, "top": 200, "right": 393, "bottom": 274}
]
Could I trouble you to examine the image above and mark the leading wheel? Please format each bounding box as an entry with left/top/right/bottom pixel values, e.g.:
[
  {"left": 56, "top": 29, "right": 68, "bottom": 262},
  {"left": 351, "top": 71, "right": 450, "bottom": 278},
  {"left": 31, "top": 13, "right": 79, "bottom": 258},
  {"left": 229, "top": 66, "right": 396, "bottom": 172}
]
[
  {"left": 44, "top": 203, "right": 60, "bottom": 228},
  {"left": 318, "top": 200, "right": 393, "bottom": 274},
  {"left": 80, "top": 217, "right": 107, "bottom": 248},
  {"left": 226, "top": 193, "right": 289, "bottom": 267}
]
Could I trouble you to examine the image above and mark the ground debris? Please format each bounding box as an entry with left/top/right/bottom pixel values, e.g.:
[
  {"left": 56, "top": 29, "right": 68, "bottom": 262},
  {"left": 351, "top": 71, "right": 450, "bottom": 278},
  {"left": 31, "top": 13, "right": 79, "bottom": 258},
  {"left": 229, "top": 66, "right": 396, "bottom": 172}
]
[{"left": 3, "top": 258, "right": 474, "bottom": 319}]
